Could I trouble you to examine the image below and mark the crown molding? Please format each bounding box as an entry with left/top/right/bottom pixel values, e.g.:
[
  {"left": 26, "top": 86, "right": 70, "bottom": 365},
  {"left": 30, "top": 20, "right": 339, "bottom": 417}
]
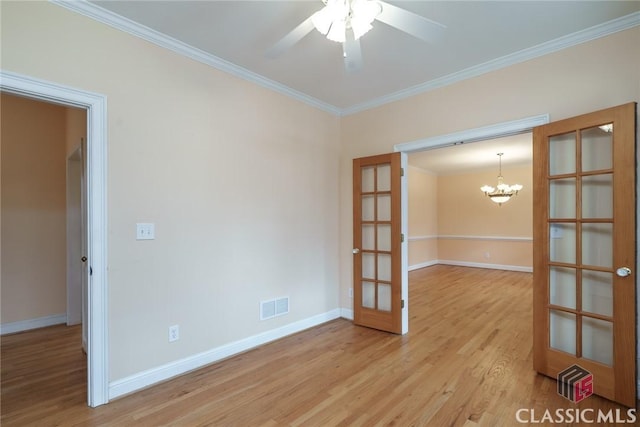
[
  {"left": 342, "top": 11, "right": 640, "bottom": 116},
  {"left": 51, "top": 1, "right": 639, "bottom": 117},
  {"left": 50, "top": 0, "right": 341, "bottom": 116}
]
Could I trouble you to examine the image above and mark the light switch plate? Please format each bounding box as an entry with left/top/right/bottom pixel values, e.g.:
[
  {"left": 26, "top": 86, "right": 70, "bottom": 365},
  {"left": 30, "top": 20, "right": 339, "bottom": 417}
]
[{"left": 136, "top": 223, "right": 155, "bottom": 240}]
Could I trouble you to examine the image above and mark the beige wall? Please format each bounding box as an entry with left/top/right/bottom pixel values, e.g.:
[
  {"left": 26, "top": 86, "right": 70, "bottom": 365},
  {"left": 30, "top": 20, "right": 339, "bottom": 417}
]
[
  {"left": 437, "top": 164, "right": 532, "bottom": 267},
  {"left": 438, "top": 239, "right": 533, "bottom": 268},
  {"left": 340, "top": 26, "right": 640, "bottom": 308},
  {"left": 437, "top": 165, "right": 532, "bottom": 236},
  {"left": 407, "top": 166, "right": 437, "bottom": 267},
  {"left": 1, "top": 2, "right": 340, "bottom": 381},
  {"left": 407, "top": 163, "right": 532, "bottom": 269},
  {"left": 1, "top": 93, "right": 68, "bottom": 323}
]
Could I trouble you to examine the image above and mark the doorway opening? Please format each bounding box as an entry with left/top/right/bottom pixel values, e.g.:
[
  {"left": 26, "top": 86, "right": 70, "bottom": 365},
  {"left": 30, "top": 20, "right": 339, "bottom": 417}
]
[
  {"left": 394, "top": 113, "right": 549, "bottom": 334},
  {"left": 406, "top": 132, "right": 534, "bottom": 277},
  {"left": 1, "top": 70, "right": 109, "bottom": 407}
]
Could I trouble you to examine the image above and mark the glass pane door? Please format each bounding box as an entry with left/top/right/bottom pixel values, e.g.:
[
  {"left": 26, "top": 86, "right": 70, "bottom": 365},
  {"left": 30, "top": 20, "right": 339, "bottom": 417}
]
[
  {"left": 352, "top": 153, "right": 403, "bottom": 334},
  {"left": 547, "top": 125, "right": 614, "bottom": 365},
  {"left": 533, "top": 102, "right": 636, "bottom": 407},
  {"left": 360, "top": 164, "right": 392, "bottom": 312}
]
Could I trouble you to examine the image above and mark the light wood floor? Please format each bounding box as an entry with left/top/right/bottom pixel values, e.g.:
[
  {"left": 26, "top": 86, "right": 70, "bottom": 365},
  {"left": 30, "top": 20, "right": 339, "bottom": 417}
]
[{"left": 1, "top": 266, "right": 635, "bottom": 426}]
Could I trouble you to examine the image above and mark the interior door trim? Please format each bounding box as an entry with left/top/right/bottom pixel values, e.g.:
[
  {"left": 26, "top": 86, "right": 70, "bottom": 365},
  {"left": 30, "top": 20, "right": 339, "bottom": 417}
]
[
  {"left": 0, "top": 70, "right": 110, "bottom": 407},
  {"left": 393, "top": 114, "right": 549, "bottom": 153}
]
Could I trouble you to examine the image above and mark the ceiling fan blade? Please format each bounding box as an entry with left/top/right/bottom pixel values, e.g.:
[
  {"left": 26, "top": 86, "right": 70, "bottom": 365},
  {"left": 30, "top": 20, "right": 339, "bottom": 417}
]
[
  {"left": 375, "top": 1, "right": 446, "bottom": 43},
  {"left": 265, "top": 16, "right": 316, "bottom": 58},
  {"left": 343, "top": 31, "right": 363, "bottom": 73}
]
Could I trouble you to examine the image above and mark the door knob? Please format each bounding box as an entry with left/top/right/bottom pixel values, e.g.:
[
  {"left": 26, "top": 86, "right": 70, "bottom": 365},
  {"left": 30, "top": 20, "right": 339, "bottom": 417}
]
[
  {"left": 616, "top": 267, "right": 631, "bottom": 277},
  {"left": 353, "top": 248, "right": 360, "bottom": 254},
  {"left": 81, "top": 256, "right": 88, "bottom": 263}
]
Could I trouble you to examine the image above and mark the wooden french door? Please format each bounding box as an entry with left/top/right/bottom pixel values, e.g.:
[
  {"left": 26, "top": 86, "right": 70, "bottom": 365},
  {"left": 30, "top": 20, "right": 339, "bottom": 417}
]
[
  {"left": 353, "top": 153, "right": 405, "bottom": 334},
  {"left": 533, "top": 103, "right": 637, "bottom": 407}
]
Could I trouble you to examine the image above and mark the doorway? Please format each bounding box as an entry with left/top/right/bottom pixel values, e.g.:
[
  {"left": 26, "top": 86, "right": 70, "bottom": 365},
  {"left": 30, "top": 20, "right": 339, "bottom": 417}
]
[
  {"left": 0, "top": 70, "right": 109, "bottom": 407},
  {"left": 1, "top": 93, "right": 88, "bottom": 398},
  {"left": 406, "top": 132, "right": 534, "bottom": 274},
  {"left": 395, "top": 114, "right": 548, "bottom": 333}
]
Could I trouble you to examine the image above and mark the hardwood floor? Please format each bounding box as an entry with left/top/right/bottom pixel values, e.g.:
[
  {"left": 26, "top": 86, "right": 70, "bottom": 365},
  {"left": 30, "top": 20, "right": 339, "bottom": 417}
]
[{"left": 1, "top": 266, "right": 635, "bottom": 426}]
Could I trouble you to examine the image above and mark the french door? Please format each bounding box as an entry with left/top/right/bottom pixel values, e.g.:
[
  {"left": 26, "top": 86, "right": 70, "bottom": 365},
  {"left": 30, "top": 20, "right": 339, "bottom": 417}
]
[
  {"left": 353, "top": 153, "right": 406, "bottom": 334},
  {"left": 533, "top": 103, "right": 636, "bottom": 407}
]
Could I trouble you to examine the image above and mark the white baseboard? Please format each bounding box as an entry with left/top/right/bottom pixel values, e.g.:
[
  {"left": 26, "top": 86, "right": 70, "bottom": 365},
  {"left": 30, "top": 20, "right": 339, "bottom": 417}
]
[
  {"left": 108, "top": 308, "right": 342, "bottom": 400},
  {"left": 438, "top": 260, "right": 533, "bottom": 273},
  {"left": 409, "top": 260, "right": 438, "bottom": 271},
  {"left": 340, "top": 308, "right": 354, "bottom": 320},
  {"left": 1, "top": 313, "right": 67, "bottom": 335}
]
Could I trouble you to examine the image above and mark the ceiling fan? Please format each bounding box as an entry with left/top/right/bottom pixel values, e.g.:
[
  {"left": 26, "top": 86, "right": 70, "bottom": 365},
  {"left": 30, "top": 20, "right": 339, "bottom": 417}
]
[{"left": 266, "top": 0, "right": 446, "bottom": 72}]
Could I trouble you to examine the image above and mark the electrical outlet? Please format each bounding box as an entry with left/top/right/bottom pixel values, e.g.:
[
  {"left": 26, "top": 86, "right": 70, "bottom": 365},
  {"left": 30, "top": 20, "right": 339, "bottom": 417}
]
[
  {"left": 348, "top": 288, "right": 353, "bottom": 298},
  {"left": 168, "top": 325, "right": 179, "bottom": 342}
]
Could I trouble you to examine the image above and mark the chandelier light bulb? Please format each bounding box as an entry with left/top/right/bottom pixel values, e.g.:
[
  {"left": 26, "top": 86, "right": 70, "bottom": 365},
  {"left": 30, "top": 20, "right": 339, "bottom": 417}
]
[{"left": 480, "top": 185, "right": 495, "bottom": 193}]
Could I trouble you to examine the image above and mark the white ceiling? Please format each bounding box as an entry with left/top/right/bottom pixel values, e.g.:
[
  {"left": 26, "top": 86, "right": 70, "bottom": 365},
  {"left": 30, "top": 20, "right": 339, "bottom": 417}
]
[
  {"left": 79, "top": 1, "right": 640, "bottom": 114},
  {"left": 408, "top": 132, "right": 532, "bottom": 173}
]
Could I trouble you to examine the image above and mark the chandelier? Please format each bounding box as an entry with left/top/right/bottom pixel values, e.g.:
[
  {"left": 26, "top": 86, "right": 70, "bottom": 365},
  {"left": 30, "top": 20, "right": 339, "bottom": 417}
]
[
  {"left": 311, "top": 0, "right": 382, "bottom": 43},
  {"left": 480, "top": 153, "right": 523, "bottom": 206}
]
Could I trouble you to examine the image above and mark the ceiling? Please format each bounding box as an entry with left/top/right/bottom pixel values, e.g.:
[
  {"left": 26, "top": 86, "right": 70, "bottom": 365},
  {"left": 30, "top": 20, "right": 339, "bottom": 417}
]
[
  {"left": 408, "top": 132, "right": 532, "bottom": 173},
  {"left": 77, "top": 1, "right": 640, "bottom": 115}
]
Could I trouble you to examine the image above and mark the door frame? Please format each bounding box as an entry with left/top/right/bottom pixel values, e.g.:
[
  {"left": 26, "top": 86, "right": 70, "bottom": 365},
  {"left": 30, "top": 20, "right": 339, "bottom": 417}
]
[
  {"left": 1, "top": 70, "right": 109, "bottom": 407},
  {"left": 393, "top": 114, "right": 548, "bottom": 329}
]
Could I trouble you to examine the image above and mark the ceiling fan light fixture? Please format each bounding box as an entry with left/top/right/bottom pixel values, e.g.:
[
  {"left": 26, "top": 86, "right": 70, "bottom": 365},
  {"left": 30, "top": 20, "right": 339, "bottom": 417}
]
[
  {"left": 327, "top": 19, "right": 347, "bottom": 42},
  {"left": 268, "top": 0, "right": 447, "bottom": 72},
  {"left": 351, "top": 0, "right": 381, "bottom": 39},
  {"left": 311, "top": 7, "right": 333, "bottom": 35},
  {"left": 351, "top": 17, "right": 373, "bottom": 40},
  {"left": 312, "top": 0, "right": 348, "bottom": 37},
  {"left": 312, "top": 0, "right": 381, "bottom": 42}
]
